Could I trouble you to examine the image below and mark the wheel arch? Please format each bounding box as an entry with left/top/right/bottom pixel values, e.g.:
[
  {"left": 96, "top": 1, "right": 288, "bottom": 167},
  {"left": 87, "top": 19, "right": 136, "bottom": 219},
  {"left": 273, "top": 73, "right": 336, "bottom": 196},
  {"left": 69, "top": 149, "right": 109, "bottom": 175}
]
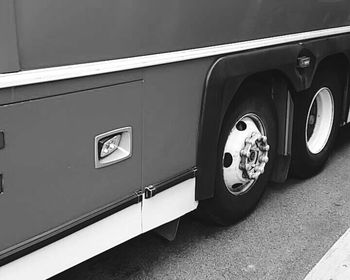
[
  {"left": 196, "top": 45, "right": 301, "bottom": 201},
  {"left": 196, "top": 36, "right": 350, "bottom": 201}
]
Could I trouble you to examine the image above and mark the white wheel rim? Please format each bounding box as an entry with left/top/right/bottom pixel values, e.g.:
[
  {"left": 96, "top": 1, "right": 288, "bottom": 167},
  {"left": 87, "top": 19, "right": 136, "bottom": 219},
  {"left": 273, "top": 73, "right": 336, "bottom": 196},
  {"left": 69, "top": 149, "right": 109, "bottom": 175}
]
[
  {"left": 222, "top": 113, "right": 269, "bottom": 196},
  {"left": 305, "top": 87, "right": 334, "bottom": 155}
]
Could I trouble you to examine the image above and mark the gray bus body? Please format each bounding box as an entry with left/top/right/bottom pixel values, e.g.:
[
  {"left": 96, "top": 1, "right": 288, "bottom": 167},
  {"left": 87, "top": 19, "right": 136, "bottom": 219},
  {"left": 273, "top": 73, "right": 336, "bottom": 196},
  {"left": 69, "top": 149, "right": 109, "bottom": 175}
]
[{"left": 1, "top": 1, "right": 350, "bottom": 278}]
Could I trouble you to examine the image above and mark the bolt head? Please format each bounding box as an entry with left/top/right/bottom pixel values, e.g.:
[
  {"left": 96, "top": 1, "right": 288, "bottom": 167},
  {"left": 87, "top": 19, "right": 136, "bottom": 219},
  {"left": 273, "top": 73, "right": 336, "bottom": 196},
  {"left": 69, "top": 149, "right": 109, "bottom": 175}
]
[
  {"left": 240, "top": 150, "right": 251, "bottom": 158},
  {"left": 264, "top": 145, "right": 270, "bottom": 151},
  {"left": 260, "top": 156, "right": 269, "bottom": 163},
  {"left": 245, "top": 138, "right": 254, "bottom": 145}
]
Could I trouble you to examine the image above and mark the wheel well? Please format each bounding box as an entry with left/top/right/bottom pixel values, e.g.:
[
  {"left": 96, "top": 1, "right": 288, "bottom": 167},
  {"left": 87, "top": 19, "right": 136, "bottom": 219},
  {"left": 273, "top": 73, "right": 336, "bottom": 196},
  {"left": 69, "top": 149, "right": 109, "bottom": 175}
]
[
  {"left": 196, "top": 68, "right": 296, "bottom": 201},
  {"left": 306, "top": 53, "right": 349, "bottom": 123},
  {"left": 223, "top": 71, "right": 294, "bottom": 182},
  {"left": 226, "top": 54, "right": 350, "bottom": 134},
  {"left": 316, "top": 54, "right": 349, "bottom": 79},
  {"left": 222, "top": 70, "right": 294, "bottom": 138},
  {"left": 224, "top": 71, "right": 295, "bottom": 115}
]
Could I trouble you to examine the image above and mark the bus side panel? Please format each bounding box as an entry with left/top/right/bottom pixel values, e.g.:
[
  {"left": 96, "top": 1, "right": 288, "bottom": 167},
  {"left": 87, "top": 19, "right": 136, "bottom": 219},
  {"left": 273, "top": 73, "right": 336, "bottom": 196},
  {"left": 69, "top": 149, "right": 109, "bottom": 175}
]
[
  {"left": 0, "top": 81, "right": 142, "bottom": 254},
  {"left": 142, "top": 59, "right": 213, "bottom": 186},
  {"left": 0, "top": 0, "right": 19, "bottom": 73},
  {"left": 14, "top": 0, "right": 350, "bottom": 70}
]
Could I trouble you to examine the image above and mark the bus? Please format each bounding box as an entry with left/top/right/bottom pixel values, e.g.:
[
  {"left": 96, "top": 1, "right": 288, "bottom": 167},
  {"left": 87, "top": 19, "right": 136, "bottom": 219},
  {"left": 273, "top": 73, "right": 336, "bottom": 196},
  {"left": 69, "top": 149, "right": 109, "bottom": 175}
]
[{"left": 1, "top": 1, "right": 350, "bottom": 279}]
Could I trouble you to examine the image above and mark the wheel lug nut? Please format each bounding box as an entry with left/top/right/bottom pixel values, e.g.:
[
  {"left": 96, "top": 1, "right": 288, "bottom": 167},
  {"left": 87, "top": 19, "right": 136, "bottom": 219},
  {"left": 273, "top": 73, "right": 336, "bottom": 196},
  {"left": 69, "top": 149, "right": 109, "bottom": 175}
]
[
  {"left": 240, "top": 150, "right": 250, "bottom": 157},
  {"left": 260, "top": 156, "right": 269, "bottom": 163},
  {"left": 255, "top": 166, "right": 263, "bottom": 172}
]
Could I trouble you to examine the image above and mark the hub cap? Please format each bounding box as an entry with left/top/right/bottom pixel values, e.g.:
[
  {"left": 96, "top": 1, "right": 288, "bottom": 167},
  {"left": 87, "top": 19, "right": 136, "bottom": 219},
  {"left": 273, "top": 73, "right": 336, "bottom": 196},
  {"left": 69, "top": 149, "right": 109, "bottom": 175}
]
[
  {"left": 305, "top": 87, "right": 334, "bottom": 154},
  {"left": 222, "top": 114, "right": 269, "bottom": 196}
]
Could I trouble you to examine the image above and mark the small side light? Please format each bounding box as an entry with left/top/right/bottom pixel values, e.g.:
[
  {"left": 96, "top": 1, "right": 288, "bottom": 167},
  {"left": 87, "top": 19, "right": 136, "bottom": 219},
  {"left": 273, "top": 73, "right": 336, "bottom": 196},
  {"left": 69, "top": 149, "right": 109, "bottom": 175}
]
[
  {"left": 95, "top": 127, "right": 132, "bottom": 168},
  {"left": 297, "top": 56, "right": 311, "bottom": 69},
  {"left": 98, "top": 134, "right": 121, "bottom": 159}
]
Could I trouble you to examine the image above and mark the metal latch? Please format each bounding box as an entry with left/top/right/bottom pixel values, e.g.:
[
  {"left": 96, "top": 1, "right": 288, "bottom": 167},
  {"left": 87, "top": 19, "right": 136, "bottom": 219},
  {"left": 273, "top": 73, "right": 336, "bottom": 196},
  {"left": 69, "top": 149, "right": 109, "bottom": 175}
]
[{"left": 145, "top": 185, "right": 156, "bottom": 199}]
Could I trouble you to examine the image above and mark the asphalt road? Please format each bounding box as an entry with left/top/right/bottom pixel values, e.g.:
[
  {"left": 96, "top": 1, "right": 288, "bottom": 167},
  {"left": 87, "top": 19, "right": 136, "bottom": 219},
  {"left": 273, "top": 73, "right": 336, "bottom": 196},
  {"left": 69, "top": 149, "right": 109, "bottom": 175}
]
[{"left": 52, "top": 125, "right": 350, "bottom": 280}]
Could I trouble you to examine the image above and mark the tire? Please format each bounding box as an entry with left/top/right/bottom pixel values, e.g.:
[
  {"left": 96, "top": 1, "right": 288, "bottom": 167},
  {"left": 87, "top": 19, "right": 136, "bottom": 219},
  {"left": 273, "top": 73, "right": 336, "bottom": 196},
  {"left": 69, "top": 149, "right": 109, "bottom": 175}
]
[
  {"left": 290, "top": 68, "right": 342, "bottom": 178},
  {"left": 198, "top": 83, "right": 277, "bottom": 226}
]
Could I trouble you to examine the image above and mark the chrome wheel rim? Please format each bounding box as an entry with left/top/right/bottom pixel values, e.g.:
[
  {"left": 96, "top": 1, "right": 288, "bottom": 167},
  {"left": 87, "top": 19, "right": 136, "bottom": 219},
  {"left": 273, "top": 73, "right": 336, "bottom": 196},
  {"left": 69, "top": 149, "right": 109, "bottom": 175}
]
[
  {"left": 305, "top": 87, "right": 334, "bottom": 155},
  {"left": 222, "top": 113, "right": 269, "bottom": 196}
]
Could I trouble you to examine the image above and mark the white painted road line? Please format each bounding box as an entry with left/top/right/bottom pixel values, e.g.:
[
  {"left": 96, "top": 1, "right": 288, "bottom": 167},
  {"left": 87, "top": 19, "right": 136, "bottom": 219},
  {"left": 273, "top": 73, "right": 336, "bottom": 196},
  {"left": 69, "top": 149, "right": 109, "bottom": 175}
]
[{"left": 304, "top": 228, "right": 350, "bottom": 280}]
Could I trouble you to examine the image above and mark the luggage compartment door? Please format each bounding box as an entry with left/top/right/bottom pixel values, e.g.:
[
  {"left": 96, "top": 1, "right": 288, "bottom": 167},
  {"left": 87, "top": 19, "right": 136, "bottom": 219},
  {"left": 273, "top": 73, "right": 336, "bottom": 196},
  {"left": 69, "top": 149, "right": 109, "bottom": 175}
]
[{"left": 0, "top": 81, "right": 142, "bottom": 255}]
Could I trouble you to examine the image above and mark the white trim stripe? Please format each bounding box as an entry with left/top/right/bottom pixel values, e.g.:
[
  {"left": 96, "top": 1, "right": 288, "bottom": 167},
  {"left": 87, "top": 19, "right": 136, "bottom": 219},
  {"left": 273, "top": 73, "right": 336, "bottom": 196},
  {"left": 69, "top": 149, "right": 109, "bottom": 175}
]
[
  {"left": 0, "top": 179, "right": 198, "bottom": 280},
  {"left": 1, "top": 26, "right": 350, "bottom": 89},
  {"left": 304, "top": 228, "right": 350, "bottom": 280},
  {"left": 0, "top": 204, "right": 142, "bottom": 280}
]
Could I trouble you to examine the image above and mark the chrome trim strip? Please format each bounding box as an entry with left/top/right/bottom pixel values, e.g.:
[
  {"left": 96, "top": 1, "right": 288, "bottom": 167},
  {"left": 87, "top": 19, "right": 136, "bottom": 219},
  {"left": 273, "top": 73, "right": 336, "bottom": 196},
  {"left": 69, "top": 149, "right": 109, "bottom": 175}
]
[{"left": 1, "top": 26, "right": 350, "bottom": 89}]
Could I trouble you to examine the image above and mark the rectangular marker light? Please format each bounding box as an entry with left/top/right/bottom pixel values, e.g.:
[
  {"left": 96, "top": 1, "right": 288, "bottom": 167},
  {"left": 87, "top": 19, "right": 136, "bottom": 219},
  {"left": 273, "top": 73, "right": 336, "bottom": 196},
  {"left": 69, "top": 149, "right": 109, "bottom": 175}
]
[{"left": 98, "top": 134, "right": 121, "bottom": 159}]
